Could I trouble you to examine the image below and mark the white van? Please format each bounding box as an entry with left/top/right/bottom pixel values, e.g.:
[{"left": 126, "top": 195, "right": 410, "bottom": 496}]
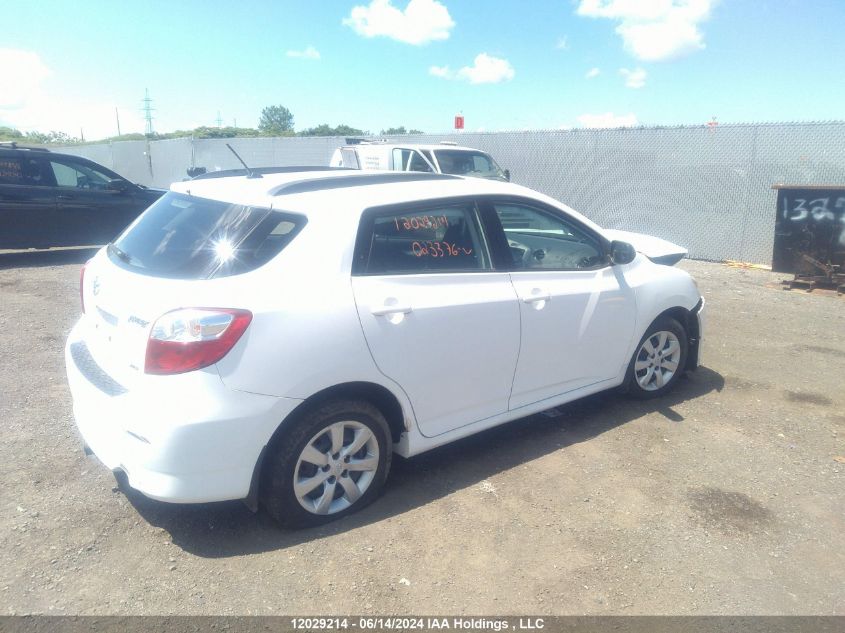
[{"left": 330, "top": 141, "right": 510, "bottom": 181}]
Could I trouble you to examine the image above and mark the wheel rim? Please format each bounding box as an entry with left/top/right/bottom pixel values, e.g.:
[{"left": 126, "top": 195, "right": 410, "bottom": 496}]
[
  {"left": 634, "top": 330, "right": 681, "bottom": 392},
  {"left": 293, "top": 421, "right": 380, "bottom": 516}
]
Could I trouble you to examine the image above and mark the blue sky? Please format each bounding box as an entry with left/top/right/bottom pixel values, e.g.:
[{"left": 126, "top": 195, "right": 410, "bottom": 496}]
[{"left": 1, "top": 0, "right": 844, "bottom": 140}]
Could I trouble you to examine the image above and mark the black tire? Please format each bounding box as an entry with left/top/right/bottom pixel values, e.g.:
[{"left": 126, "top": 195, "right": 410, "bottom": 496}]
[
  {"left": 624, "top": 316, "right": 688, "bottom": 399},
  {"left": 260, "top": 399, "right": 392, "bottom": 529}
]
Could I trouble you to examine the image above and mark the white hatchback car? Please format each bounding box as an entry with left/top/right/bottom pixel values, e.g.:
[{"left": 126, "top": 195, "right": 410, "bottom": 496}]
[{"left": 66, "top": 169, "right": 704, "bottom": 528}]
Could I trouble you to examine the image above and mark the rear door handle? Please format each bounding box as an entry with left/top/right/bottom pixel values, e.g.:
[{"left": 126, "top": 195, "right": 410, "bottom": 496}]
[{"left": 371, "top": 304, "right": 413, "bottom": 317}]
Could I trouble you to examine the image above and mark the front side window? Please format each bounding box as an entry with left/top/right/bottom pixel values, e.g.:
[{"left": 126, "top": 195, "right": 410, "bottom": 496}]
[
  {"left": 357, "top": 204, "right": 491, "bottom": 275},
  {"left": 109, "top": 192, "right": 305, "bottom": 279},
  {"left": 50, "top": 160, "right": 113, "bottom": 189},
  {"left": 434, "top": 150, "right": 506, "bottom": 180},
  {"left": 494, "top": 203, "right": 606, "bottom": 270}
]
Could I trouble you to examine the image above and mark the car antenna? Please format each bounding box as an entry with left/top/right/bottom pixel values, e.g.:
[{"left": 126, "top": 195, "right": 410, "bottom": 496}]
[{"left": 226, "top": 143, "right": 261, "bottom": 178}]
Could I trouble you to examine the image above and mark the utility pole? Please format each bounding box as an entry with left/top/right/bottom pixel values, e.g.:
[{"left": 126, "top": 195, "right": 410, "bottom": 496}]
[
  {"left": 215, "top": 110, "right": 223, "bottom": 128},
  {"left": 115, "top": 107, "right": 121, "bottom": 137},
  {"left": 141, "top": 88, "right": 155, "bottom": 136},
  {"left": 141, "top": 89, "right": 155, "bottom": 179}
]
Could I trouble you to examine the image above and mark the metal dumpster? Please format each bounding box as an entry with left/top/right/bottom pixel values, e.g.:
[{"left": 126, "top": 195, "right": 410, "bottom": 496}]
[{"left": 772, "top": 184, "right": 845, "bottom": 291}]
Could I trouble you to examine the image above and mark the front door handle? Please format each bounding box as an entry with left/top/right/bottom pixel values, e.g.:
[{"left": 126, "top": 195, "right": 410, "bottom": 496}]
[
  {"left": 522, "top": 293, "right": 551, "bottom": 303},
  {"left": 57, "top": 194, "right": 74, "bottom": 200},
  {"left": 371, "top": 304, "right": 413, "bottom": 317}
]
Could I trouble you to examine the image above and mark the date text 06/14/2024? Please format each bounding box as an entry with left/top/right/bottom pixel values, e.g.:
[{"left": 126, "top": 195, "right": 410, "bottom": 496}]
[{"left": 290, "top": 617, "right": 546, "bottom": 630}]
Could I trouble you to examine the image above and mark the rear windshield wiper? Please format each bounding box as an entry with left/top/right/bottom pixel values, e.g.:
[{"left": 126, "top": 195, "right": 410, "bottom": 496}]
[{"left": 108, "top": 242, "right": 133, "bottom": 264}]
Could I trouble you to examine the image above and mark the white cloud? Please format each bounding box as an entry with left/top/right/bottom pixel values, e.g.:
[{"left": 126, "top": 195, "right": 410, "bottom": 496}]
[
  {"left": 585, "top": 67, "right": 601, "bottom": 79},
  {"left": 0, "top": 48, "right": 147, "bottom": 140},
  {"left": 0, "top": 48, "right": 51, "bottom": 110},
  {"left": 286, "top": 46, "right": 320, "bottom": 59},
  {"left": 577, "top": 112, "right": 638, "bottom": 128},
  {"left": 343, "top": 0, "right": 455, "bottom": 45},
  {"left": 556, "top": 36, "right": 569, "bottom": 50},
  {"left": 430, "top": 53, "right": 515, "bottom": 84},
  {"left": 575, "top": 0, "right": 714, "bottom": 61},
  {"left": 428, "top": 65, "right": 452, "bottom": 78},
  {"left": 3, "top": 98, "right": 146, "bottom": 141},
  {"left": 457, "top": 53, "right": 515, "bottom": 84},
  {"left": 619, "top": 66, "right": 647, "bottom": 88}
]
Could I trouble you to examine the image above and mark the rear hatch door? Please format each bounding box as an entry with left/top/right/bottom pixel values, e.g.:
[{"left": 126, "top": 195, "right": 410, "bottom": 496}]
[{"left": 79, "top": 190, "right": 306, "bottom": 387}]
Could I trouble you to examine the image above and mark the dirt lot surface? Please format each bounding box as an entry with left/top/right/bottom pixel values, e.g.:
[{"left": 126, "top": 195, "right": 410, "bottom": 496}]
[{"left": 0, "top": 251, "right": 842, "bottom": 616}]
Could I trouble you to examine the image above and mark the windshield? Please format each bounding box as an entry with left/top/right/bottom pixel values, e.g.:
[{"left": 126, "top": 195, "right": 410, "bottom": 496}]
[
  {"left": 109, "top": 192, "right": 305, "bottom": 279},
  {"left": 433, "top": 150, "right": 506, "bottom": 180}
]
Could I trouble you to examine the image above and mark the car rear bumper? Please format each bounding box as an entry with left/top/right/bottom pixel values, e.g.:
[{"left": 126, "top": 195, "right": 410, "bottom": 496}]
[{"left": 65, "top": 319, "right": 302, "bottom": 503}]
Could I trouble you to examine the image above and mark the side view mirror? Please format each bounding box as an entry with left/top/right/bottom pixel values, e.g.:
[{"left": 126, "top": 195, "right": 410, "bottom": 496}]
[
  {"left": 504, "top": 168, "right": 511, "bottom": 182},
  {"left": 105, "top": 179, "right": 129, "bottom": 193},
  {"left": 610, "top": 240, "right": 636, "bottom": 265}
]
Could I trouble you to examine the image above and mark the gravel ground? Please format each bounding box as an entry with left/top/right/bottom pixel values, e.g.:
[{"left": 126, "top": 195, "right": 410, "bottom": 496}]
[{"left": 0, "top": 250, "right": 842, "bottom": 616}]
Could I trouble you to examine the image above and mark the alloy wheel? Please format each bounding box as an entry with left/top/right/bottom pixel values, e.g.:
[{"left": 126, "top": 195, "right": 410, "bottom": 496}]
[
  {"left": 293, "top": 420, "right": 380, "bottom": 515},
  {"left": 634, "top": 330, "right": 681, "bottom": 391}
]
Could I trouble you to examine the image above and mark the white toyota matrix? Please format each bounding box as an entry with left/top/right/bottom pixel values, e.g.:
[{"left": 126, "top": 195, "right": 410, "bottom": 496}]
[{"left": 66, "top": 168, "right": 704, "bottom": 528}]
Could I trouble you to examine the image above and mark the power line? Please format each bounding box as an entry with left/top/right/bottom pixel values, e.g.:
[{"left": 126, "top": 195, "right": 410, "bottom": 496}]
[{"left": 141, "top": 88, "right": 155, "bottom": 136}]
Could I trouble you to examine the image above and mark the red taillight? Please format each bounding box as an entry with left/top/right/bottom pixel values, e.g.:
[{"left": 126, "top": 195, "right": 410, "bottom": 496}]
[
  {"left": 144, "top": 308, "right": 253, "bottom": 375},
  {"left": 80, "top": 262, "right": 88, "bottom": 314}
]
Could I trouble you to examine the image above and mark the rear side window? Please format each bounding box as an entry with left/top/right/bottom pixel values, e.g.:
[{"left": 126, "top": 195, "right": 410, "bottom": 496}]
[
  {"left": 355, "top": 203, "right": 490, "bottom": 275},
  {"left": 109, "top": 192, "right": 305, "bottom": 279},
  {"left": 391, "top": 149, "right": 432, "bottom": 173},
  {"left": 0, "top": 157, "right": 24, "bottom": 184}
]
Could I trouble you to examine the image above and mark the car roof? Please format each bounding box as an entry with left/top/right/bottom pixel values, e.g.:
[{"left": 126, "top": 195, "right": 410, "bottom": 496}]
[
  {"left": 0, "top": 143, "right": 51, "bottom": 154},
  {"left": 168, "top": 169, "right": 605, "bottom": 234},
  {"left": 171, "top": 170, "right": 496, "bottom": 208},
  {"left": 0, "top": 145, "right": 104, "bottom": 164}
]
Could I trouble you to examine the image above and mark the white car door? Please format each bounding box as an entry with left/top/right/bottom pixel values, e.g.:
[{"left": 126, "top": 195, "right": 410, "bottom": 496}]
[
  {"left": 489, "top": 200, "right": 637, "bottom": 410},
  {"left": 351, "top": 201, "right": 520, "bottom": 437}
]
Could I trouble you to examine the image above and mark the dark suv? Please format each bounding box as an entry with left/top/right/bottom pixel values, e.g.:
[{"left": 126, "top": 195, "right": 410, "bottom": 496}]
[{"left": 0, "top": 143, "right": 165, "bottom": 249}]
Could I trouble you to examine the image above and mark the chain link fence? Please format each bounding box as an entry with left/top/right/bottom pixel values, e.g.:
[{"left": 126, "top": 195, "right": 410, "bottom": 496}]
[{"left": 58, "top": 121, "right": 845, "bottom": 265}]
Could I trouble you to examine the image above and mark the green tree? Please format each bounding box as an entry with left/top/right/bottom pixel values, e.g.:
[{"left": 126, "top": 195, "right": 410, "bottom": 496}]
[
  {"left": 0, "top": 126, "right": 24, "bottom": 141},
  {"left": 22, "top": 130, "right": 81, "bottom": 144},
  {"left": 190, "top": 126, "right": 261, "bottom": 139},
  {"left": 298, "top": 123, "right": 365, "bottom": 137},
  {"left": 258, "top": 105, "right": 294, "bottom": 136},
  {"left": 380, "top": 127, "right": 423, "bottom": 135}
]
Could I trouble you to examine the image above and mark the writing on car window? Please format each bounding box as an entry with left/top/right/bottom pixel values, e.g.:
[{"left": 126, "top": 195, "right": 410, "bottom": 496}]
[{"left": 364, "top": 205, "right": 489, "bottom": 274}]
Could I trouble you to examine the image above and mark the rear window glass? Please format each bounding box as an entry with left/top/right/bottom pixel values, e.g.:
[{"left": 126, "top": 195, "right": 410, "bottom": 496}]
[{"left": 109, "top": 192, "right": 305, "bottom": 279}]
